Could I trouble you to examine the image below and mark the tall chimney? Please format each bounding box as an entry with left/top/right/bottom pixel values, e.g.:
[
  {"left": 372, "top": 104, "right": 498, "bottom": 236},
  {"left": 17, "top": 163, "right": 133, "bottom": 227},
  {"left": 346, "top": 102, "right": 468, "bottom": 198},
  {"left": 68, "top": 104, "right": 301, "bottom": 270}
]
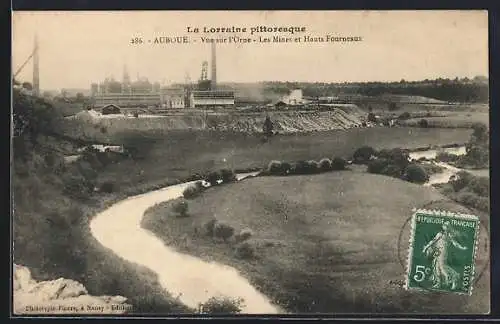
[
  {"left": 211, "top": 42, "right": 217, "bottom": 90},
  {"left": 33, "top": 34, "right": 40, "bottom": 96}
]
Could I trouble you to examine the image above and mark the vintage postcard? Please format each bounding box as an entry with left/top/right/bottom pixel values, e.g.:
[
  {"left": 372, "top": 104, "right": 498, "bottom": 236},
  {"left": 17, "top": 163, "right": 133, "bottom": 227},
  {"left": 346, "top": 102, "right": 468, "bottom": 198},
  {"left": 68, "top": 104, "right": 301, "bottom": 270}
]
[{"left": 11, "top": 10, "right": 490, "bottom": 316}]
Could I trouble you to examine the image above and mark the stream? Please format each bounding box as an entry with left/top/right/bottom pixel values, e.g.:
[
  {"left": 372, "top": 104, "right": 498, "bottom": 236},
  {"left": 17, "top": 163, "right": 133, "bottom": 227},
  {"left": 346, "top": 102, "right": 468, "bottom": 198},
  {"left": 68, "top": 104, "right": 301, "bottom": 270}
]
[
  {"left": 89, "top": 146, "right": 474, "bottom": 314},
  {"left": 90, "top": 172, "right": 282, "bottom": 314},
  {"left": 409, "top": 146, "right": 467, "bottom": 186}
]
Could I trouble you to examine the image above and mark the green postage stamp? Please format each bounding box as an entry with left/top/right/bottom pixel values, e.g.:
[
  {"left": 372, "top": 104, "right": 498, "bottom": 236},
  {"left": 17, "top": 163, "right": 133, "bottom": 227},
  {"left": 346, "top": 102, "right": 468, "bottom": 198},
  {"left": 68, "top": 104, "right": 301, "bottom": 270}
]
[{"left": 405, "top": 209, "right": 480, "bottom": 295}]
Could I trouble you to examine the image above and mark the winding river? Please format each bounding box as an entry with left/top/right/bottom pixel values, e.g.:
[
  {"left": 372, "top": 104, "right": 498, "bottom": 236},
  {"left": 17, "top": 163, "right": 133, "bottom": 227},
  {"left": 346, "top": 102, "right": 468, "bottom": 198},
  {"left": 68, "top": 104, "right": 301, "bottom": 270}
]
[
  {"left": 90, "top": 146, "right": 471, "bottom": 314},
  {"left": 90, "top": 172, "right": 282, "bottom": 314},
  {"left": 409, "top": 146, "right": 467, "bottom": 186}
]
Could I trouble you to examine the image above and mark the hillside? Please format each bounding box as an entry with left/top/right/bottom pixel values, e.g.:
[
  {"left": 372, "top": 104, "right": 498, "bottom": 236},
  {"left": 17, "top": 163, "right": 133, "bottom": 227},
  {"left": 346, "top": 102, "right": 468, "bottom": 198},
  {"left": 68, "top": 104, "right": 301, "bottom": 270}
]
[
  {"left": 142, "top": 172, "right": 490, "bottom": 314},
  {"left": 12, "top": 89, "right": 191, "bottom": 314},
  {"left": 63, "top": 109, "right": 365, "bottom": 136}
]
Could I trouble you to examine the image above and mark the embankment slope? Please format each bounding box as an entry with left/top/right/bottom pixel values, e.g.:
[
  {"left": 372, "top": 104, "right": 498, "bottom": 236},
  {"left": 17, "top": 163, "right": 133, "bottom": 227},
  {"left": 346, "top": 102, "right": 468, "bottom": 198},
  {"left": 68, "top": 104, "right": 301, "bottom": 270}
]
[{"left": 63, "top": 110, "right": 365, "bottom": 139}]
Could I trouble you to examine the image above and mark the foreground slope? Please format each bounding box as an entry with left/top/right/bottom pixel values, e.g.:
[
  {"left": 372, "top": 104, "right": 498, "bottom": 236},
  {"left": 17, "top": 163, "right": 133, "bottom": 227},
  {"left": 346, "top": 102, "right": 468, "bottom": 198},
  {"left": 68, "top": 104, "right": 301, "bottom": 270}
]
[{"left": 142, "top": 171, "right": 490, "bottom": 314}]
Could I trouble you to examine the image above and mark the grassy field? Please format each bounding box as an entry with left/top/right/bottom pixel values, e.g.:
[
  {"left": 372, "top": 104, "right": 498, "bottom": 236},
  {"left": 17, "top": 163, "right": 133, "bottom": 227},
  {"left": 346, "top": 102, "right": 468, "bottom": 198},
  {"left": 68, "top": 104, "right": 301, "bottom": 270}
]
[
  {"left": 94, "top": 127, "right": 472, "bottom": 191},
  {"left": 365, "top": 101, "right": 488, "bottom": 114},
  {"left": 142, "top": 172, "right": 490, "bottom": 314},
  {"left": 399, "top": 112, "right": 489, "bottom": 129}
]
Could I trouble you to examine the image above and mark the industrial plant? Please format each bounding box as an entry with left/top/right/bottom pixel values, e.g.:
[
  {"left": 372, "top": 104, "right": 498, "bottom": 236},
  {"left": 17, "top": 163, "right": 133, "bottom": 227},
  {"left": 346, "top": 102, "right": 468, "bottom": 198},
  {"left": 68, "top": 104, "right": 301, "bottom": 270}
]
[{"left": 89, "top": 42, "right": 235, "bottom": 110}]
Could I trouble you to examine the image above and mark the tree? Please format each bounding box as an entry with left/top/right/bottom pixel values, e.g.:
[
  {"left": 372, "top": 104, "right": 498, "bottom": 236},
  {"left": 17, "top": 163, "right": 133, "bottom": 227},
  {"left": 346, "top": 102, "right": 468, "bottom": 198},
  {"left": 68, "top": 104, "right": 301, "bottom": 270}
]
[
  {"left": 172, "top": 199, "right": 189, "bottom": 217},
  {"left": 418, "top": 119, "right": 429, "bottom": 128},
  {"left": 353, "top": 146, "right": 377, "bottom": 164},
  {"left": 470, "top": 123, "right": 488, "bottom": 146},
  {"left": 403, "top": 164, "right": 429, "bottom": 184},
  {"left": 13, "top": 89, "right": 60, "bottom": 152},
  {"left": 263, "top": 115, "right": 274, "bottom": 136},
  {"left": 367, "top": 112, "right": 377, "bottom": 123}
]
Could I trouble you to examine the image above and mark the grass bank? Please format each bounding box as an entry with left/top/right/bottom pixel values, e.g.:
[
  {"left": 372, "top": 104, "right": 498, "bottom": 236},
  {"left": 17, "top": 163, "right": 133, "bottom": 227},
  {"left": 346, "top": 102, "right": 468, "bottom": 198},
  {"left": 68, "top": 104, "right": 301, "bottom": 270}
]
[
  {"left": 13, "top": 143, "right": 193, "bottom": 314},
  {"left": 142, "top": 172, "right": 490, "bottom": 314}
]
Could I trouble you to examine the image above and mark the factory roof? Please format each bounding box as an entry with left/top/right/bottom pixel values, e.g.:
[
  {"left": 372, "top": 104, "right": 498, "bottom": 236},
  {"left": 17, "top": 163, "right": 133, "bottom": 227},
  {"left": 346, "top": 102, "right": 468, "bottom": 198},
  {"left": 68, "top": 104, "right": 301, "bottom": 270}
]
[{"left": 191, "top": 90, "right": 235, "bottom": 99}]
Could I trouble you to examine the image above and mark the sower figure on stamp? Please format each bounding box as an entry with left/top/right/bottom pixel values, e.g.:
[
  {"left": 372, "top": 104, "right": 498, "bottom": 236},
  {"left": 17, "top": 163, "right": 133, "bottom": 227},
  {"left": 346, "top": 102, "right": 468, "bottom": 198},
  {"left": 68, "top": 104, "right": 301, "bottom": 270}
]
[{"left": 422, "top": 221, "right": 467, "bottom": 290}]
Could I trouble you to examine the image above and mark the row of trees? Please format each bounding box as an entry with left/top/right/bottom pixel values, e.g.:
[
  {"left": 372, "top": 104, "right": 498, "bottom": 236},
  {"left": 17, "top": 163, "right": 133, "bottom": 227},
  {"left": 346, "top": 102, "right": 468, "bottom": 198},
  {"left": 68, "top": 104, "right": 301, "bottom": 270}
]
[{"left": 260, "top": 78, "right": 488, "bottom": 103}]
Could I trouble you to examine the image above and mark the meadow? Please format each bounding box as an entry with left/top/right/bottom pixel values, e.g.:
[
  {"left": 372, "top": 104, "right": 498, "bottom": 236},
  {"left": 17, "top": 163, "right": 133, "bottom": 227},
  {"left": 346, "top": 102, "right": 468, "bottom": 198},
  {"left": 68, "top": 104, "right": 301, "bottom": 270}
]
[
  {"left": 142, "top": 172, "right": 490, "bottom": 314},
  {"left": 93, "top": 127, "right": 472, "bottom": 193},
  {"left": 398, "top": 112, "right": 489, "bottom": 129}
]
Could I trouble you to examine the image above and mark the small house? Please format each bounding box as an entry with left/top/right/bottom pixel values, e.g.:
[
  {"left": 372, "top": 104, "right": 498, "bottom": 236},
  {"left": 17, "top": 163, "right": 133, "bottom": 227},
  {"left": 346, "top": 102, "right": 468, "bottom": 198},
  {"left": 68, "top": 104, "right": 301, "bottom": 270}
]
[{"left": 101, "top": 104, "right": 122, "bottom": 115}]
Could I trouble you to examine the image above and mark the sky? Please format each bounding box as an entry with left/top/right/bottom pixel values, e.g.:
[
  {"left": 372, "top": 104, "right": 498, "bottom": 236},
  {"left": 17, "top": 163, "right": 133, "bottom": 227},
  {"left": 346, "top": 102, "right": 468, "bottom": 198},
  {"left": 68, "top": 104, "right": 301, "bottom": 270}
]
[{"left": 12, "top": 10, "right": 488, "bottom": 91}]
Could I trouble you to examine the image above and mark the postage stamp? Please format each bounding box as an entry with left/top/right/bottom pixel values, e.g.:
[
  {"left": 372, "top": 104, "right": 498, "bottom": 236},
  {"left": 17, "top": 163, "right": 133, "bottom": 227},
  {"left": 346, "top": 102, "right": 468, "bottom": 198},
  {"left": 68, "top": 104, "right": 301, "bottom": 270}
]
[{"left": 405, "top": 209, "right": 480, "bottom": 295}]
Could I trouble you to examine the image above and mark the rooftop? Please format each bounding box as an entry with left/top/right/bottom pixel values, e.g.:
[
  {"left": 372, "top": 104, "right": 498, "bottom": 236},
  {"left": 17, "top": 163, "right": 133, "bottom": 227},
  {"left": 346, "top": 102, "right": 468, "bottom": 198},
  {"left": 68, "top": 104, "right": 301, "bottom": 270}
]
[{"left": 191, "top": 90, "right": 235, "bottom": 99}]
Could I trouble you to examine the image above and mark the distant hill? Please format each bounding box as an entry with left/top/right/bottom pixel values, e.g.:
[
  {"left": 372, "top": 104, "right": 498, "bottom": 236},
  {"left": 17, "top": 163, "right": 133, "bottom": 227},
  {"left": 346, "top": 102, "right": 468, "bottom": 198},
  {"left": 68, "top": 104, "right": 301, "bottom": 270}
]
[{"left": 217, "top": 78, "right": 488, "bottom": 104}]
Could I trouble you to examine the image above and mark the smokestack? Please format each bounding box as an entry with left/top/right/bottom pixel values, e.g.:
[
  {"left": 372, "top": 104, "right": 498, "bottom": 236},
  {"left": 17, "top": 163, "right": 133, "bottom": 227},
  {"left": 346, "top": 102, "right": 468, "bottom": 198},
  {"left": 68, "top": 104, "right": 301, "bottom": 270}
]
[
  {"left": 211, "top": 42, "right": 217, "bottom": 90},
  {"left": 33, "top": 34, "right": 40, "bottom": 96}
]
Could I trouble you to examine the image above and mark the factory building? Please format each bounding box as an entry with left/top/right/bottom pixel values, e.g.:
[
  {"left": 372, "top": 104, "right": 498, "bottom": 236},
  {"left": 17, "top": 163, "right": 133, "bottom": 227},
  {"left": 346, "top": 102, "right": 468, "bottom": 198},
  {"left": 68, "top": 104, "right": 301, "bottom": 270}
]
[
  {"left": 190, "top": 90, "right": 235, "bottom": 108},
  {"left": 161, "top": 88, "right": 186, "bottom": 108},
  {"left": 281, "top": 89, "right": 305, "bottom": 105},
  {"left": 188, "top": 43, "right": 235, "bottom": 108},
  {"left": 91, "top": 93, "right": 162, "bottom": 108}
]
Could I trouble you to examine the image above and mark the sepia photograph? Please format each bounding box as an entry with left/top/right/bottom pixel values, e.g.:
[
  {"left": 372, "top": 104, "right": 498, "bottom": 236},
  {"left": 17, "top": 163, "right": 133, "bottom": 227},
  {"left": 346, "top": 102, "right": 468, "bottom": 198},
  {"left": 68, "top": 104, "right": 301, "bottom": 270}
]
[{"left": 11, "top": 10, "right": 490, "bottom": 316}]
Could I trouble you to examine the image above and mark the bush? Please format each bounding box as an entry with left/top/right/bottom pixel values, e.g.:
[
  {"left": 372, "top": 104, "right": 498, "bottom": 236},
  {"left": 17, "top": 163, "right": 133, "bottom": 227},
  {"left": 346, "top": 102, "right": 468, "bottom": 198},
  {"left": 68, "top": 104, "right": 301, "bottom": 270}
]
[
  {"left": 198, "top": 296, "right": 244, "bottom": 314},
  {"left": 172, "top": 199, "right": 189, "bottom": 218},
  {"left": 267, "top": 160, "right": 282, "bottom": 175},
  {"left": 377, "top": 148, "right": 410, "bottom": 169},
  {"left": 204, "top": 218, "right": 218, "bottom": 236},
  {"left": 206, "top": 171, "right": 221, "bottom": 186},
  {"left": 420, "top": 163, "right": 445, "bottom": 176},
  {"left": 436, "top": 152, "right": 460, "bottom": 163},
  {"left": 234, "top": 228, "right": 253, "bottom": 243},
  {"left": 220, "top": 169, "right": 237, "bottom": 183},
  {"left": 418, "top": 119, "right": 429, "bottom": 128},
  {"left": 318, "top": 158, "right": 332, "bottom": 171},
  {"left": 235, "top": 241, "right": 256, "bottom": 260},
  {"left": 213, "top": 222, "right": 235, "bottom": 242},
  {"left": 267, "top": 160, "right": 291, "bottom": 176},
  {"left": 367, "top": 158, "right": 390, "bottom": 174},
  {"left": 99, "top": 181, "right": 115, "bottom": 193},
  {"left": 449, "top": 171, "right": 473, "bottom": 192},
  {"left": 471, "top": 122, "right": 488, "bottom": 145},
  {"left": 293, "top": 160, "right": 319, "bottom": 175},
  {"left": 307, "top": 160, "right": 320, "bottom": 172},
  {"left": 403, "top": 164, "right": 429, "bottom": 184},
  {"left": 382, "top": 164, "right": 404, "bottom": 178},
  {"left": 353, "top": 146, "right": 377, "bottom": 164},
  {"left": 367, "top": 112, "right": 377, "bottom": 123},
  {"left": 330, "top": 157, "right": 347, "bottom": 170},
  {"left": 183, "top": 184, "right": 203, "bottom": 199},
  {"left": 458, "top": 145, "right": 489, "bottom": 168}
]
